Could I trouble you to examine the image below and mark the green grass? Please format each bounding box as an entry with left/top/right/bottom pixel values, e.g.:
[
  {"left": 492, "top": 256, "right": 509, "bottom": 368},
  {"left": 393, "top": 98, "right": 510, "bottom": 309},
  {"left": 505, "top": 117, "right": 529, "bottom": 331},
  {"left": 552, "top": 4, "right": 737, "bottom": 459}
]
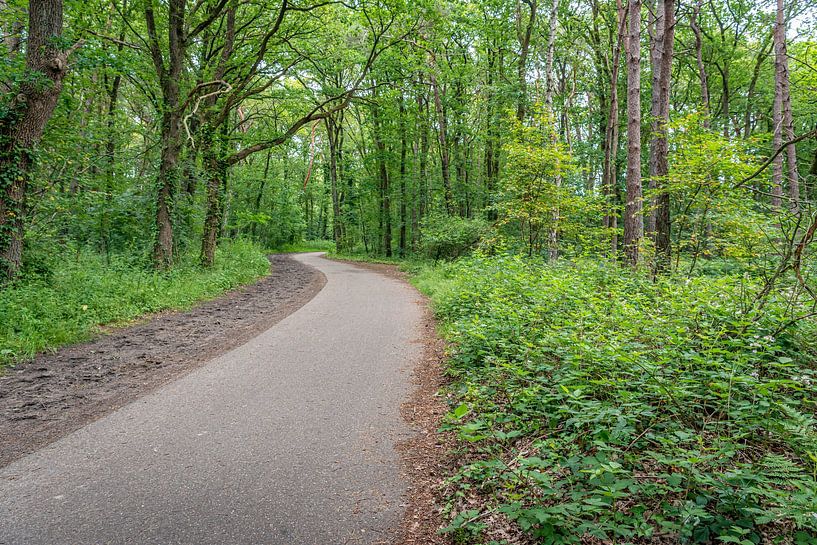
[
  {"left": 0, "top": 240, "right": 270, "bottom": 368},
  {"left": 411, "top": 253, "right": 817, "bottom": 544}
]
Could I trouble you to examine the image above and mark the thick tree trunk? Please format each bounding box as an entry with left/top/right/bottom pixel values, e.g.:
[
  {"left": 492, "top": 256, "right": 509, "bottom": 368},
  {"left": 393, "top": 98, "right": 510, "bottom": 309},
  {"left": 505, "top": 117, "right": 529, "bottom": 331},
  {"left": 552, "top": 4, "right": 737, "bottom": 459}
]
[
  {"left": 648, "top": 0, "right": 674, "bottom": 269},
  {"left": 0, "top": 0, "right": 70, "bottom": 281},
  {"left": 146, "top": 0, "right": 185, "bottom": 269},
  {"left": 200, "top": 121, "right": 231, "bottom": 267},
  {"left": 154, "top": 107, "right": 181, "bottom": 268},
  {"left": 200, "top": 161, "right": 226, "bottom": 266},
  {"left": 624, "top": 0, "right": 642, "bottom": 267}
]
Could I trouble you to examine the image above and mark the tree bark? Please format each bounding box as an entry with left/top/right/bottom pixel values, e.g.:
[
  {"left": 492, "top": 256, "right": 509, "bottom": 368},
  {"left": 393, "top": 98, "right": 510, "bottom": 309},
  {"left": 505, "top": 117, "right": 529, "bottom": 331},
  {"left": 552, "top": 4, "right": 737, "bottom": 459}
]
[
  {"left": 690, "top": 0, "right": 710, "bottom": 126},
  {"left": 398, "top": 96, "right": 408, "bottom": 256},
  {"left": 516, "top": 0, "right": 538, "bottom": 121},
  {"left": 429, "top": 69, "right": 453, "bottom": 214},
  {"left": 327, "top": 114, "right": 345, "bottom": 251},
  {"left": 744, "top": 33, "right": 772, "bottom": 139},
  {"left": 545, "top": 0, "right": 559, "bottom": 260},
  {"left": 774, "top": 0, "right": 798, "bottom": 212},
  {"left": 145, "top": 0, "right": 185, "bottom": 269},
  {"left": 602, "top": 0, "right": 626, "bottom": 258},
  {"left": 0, "top": 0, "right": 71, "bottom": 281},
  {"left": 624, "top": 0, "right": 642, "bottom": 267},
  {"left": 200, "top": 121, "right": 230, "bottom": 267},
  {"left": 372, "top": 99, "right": 392, "bottom": 257},
  {"left": 647, "top": 0, "right": 674, "bottom": 269}
]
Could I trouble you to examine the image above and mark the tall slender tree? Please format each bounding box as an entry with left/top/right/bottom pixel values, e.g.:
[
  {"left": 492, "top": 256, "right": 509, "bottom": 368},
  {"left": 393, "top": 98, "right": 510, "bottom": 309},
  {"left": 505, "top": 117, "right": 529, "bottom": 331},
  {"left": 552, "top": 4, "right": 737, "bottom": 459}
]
[{"left": 624, "top": 0, "right": 642, "bottom": 267}]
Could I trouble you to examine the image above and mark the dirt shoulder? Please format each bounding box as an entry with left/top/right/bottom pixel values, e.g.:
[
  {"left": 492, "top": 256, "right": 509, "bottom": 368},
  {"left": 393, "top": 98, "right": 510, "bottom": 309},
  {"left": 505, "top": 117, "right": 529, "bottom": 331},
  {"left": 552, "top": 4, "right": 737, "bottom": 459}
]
[
  {"left": 0, "top": 254, "right": 325, "bottom": 468},
  {"left": 330, "top": 258, "right": 454, "bottom": 545}
]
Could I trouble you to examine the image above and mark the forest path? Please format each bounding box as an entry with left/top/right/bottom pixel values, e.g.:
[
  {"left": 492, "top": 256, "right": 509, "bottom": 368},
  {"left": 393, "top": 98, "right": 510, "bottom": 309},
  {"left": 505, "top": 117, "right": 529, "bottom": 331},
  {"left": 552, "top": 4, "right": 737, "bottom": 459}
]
[{"left": 0, "top": 253, "right": 424, "bottom": 545}]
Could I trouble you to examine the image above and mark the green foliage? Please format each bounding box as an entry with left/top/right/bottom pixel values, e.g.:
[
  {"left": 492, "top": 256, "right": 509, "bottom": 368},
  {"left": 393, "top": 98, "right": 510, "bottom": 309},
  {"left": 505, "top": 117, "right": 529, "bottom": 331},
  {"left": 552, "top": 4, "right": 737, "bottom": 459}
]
[
  {"left": 271, "top": 239, "right": 335, "bottom": 253},
  {"left": 497, "top": 114, "right": 581, "bottom": 257},
  {"left": 415, "top": 253, "right": 817, "bottom": 544},
  {"left": 0, "top": 240, "right": 269, "bottom": 368},
  {"left": 420, "top": 213, "right": 490, "bottom": 260},
  {"left": 662, "top": 115, "right": 774, "bottom": 271}
]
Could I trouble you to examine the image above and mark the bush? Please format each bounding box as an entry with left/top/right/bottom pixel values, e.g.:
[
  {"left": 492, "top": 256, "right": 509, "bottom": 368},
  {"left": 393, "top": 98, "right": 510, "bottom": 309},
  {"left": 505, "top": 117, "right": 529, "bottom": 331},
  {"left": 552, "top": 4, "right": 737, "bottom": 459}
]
[
  {"left": 417, "top": 254, "right": 817, "bottom": 544},
  {"left": 420, "top": 214, "right": 489, "bottom": 260},
  {"left": 0, "top": 240, "right": 270, "bottom": 367}
]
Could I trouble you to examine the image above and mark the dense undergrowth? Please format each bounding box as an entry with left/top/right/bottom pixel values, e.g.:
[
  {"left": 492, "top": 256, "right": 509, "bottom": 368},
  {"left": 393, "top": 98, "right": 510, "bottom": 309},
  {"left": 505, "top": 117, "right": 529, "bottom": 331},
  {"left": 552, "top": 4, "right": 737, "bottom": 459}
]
[
  {"left": 269, "top": 239, "right": 336, "bottom": 253},
  {"left": 0, "top": 240, "right": 270, "bottom": 368},
  {"left": 412, "top": 254, "right": 817, "bottom": 545}
]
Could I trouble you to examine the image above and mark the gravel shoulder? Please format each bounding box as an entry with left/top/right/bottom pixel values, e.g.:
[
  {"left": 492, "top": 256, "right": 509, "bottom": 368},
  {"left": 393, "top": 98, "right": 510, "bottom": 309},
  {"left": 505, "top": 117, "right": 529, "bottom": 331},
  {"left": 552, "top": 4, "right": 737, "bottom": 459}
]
[{"left": 0, "top": 254, "right": 325, "bottom": 468}]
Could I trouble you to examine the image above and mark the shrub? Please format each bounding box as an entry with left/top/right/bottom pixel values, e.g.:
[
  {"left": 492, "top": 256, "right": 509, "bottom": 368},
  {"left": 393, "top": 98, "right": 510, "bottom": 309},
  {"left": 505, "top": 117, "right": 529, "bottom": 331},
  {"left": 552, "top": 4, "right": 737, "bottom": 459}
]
[
  {"left": 418, "top": 254, "right": 817, "bottom": 544},
  {"left": 420, "top": 213, "right": 489, "bottom": 260}
]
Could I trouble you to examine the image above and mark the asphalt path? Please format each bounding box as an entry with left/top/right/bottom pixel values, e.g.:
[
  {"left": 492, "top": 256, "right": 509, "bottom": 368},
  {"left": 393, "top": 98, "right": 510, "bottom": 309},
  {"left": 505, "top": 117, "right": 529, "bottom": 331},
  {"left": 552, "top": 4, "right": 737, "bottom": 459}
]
[{"left": 0, "top": 253, "right": 423, "bottom": 545}]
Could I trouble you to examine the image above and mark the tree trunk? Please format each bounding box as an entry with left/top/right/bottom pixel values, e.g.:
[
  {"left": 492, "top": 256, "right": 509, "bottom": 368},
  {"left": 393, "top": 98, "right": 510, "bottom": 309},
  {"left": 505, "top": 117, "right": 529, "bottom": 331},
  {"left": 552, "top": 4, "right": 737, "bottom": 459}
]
[
  {"left": 200, "top": 123, "right": 229, "bottom": 267},
  {"left": 516, "top": 0, "right": 538, "bottom": 121},
  {"left": 690, "top": 0, "right": 710, "bottom": 126},
  {"left": 744, "top": 33, "right": 772, "bottom": 138},
  {"left": 146, "top": 0, "right": 185, "bottom": 269},
  {"left": 624, "top": 0, "right": 642, "bottom": 267},
  {"left": 602, "top": 0, "right": 626, "bottom": 258},
  {"left": 774, "top": 0, "right": 799, "bottom": 212},
  {"left": 372, "top": 100, "right": 392, "bottom": 257},
  {"left": 648, "top": 0, "right": 674, "bottom": 269},
  {"left": 0, "top": 0, "right": 71, "bottom": 281},
  {"left": 429, "top": 70, "right": 453, "bottom": 214},
  {"left": 771, "top": 2, "right": 785, "bottom": 209},
  {"left": 250, "top": 150, "right": 271, "bottom": 241},
  {"left": 545, "top": 0, "right": 559, "bottom": 260},
  {"left": 101, "top": 63, "right": 122, "bottom": 260},
  {"left": 398, "top": 96, "right": 408, "bottom": 256},
  {"left": 327, "top": 115, "right": 344, "bottom": 250},
  {"left": 417, "top": 88, "right": 430, "bottom": 236}
]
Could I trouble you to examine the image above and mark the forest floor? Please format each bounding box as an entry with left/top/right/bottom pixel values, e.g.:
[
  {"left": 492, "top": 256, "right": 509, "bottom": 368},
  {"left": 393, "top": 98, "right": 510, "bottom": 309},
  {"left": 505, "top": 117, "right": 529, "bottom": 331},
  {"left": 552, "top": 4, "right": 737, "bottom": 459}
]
[
  {"left": 0, "top": 253, "right": 448, "bottom": 545},
  {"left": 0, "top": 254, "right": 325, "bottom": 467}
]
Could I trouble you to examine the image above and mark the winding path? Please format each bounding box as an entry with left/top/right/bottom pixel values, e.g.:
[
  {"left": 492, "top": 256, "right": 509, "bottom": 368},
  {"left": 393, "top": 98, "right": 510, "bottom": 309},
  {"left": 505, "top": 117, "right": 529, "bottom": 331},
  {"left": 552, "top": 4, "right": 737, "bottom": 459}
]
[{"left": 0, "top": 254, "right": 424, "bottom": 545}]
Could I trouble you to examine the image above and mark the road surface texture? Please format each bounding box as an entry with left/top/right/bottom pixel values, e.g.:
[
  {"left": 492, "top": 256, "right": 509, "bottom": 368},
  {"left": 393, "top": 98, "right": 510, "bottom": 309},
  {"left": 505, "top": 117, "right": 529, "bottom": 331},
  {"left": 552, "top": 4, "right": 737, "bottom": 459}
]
[{"left": 0, "top": 253, "right": 424, "bottom": 545}]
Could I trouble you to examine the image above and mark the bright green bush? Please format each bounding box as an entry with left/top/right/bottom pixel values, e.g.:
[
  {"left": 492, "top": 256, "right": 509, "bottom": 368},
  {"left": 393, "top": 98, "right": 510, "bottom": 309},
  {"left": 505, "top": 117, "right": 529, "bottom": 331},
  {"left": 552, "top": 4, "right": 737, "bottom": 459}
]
[
  {"left": 0, "top": 240, "right": 270, "bottom": 366},
  {"left": 420, "top": 213, "right": 490, "bottom": 260},
  {"left": 416, "top": 254, "right": 817, "bottom": 544}
]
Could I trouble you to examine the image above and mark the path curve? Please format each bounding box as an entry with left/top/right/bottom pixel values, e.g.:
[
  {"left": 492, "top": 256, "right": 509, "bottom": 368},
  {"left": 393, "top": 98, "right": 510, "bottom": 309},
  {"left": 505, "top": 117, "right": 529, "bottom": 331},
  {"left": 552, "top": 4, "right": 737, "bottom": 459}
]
[{"left": 0, "top": 253, "right": 424, "bottom": 545}]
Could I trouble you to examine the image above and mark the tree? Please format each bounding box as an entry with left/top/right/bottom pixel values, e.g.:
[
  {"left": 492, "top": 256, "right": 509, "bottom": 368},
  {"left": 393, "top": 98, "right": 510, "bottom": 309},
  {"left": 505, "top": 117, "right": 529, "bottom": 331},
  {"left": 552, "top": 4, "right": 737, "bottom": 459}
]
[
  {"left": 0, "top": 0, "right": 77, "bottom": 280},
  {"left": 624, "top": 0, "right": 642, "bottom": 267},
  {"left": 647, "top": 0, "right": 674, "bottom": 268},
  {"left": 771, "top": 0, "right": 798, "bottom": 211}
]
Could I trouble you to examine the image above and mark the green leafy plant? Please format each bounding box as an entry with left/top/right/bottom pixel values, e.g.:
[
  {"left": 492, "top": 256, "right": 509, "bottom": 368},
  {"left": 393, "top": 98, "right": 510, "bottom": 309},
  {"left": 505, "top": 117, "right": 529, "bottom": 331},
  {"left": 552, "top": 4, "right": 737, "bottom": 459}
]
[{"left": 415, "top": 253, "right": 817, "bottom": 544}]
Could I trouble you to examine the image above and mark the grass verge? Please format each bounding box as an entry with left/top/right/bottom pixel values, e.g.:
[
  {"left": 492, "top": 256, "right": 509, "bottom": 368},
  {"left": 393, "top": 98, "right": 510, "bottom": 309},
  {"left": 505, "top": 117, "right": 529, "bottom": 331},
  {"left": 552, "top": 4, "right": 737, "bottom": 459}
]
[{"left": 0, "top": 240, "right": 270, "bottom": 368}]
